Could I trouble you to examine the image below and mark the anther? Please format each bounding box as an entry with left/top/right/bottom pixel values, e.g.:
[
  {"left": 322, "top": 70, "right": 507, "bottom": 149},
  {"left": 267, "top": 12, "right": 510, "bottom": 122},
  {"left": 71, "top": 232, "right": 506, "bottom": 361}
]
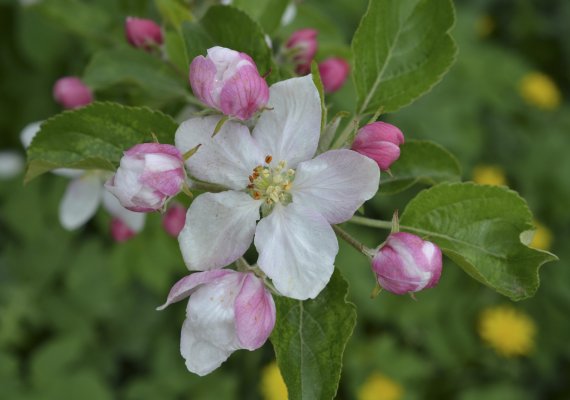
[{"left": 265, "top": 155, "right": 273, "bottom": 164}]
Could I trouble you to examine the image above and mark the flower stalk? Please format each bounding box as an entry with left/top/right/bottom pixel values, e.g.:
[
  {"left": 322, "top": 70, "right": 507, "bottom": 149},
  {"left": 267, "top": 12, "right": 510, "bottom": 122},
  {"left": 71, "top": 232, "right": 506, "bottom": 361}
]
[{"left": 332, "top": 224, "right": 375, "bottom": 258}]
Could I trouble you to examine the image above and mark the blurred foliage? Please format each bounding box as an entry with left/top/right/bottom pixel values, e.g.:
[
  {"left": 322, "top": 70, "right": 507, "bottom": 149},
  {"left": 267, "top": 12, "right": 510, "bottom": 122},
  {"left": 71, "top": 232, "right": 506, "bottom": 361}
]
[{"left": 1, "top": 0, "right": 570, "bottom": 399}]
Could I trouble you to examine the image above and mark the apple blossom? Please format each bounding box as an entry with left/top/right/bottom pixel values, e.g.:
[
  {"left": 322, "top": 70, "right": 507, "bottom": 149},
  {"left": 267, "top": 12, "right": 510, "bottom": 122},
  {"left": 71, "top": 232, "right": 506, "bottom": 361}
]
[
  {"left": 53, "top": 77, "right": 93, "bottom": 109},
  {"left": 0, "top": 151, "right": 24, "bottom": 179},
  {"left": 110, "top": 217, "right": 137, "bottom": 242},
  {"left": 106, "top": 143, "right": 185, "bottom": 212},
  {"left": 352, "top": 122, "right": 405, "bottom": 171},
  {"left": 20, "top": 122, "right": 146, "bottom": 231},
  {"left": 158, "top": 270, "right": 275, "bottom": 376},
  {"left": 189, "top": 47, "right": 269, "bottom": 120},
  {"left": 285, "top": 28, "right": 318, "bottom": 75},
  {"left": 372, "top": 232, "right": 442, "bottom": 295},
  {"left": 125, "top": 17, "right": 163, "bottom": 50},
  {"left": 175, "top": 76, "right": 380, "bottom": 300},
  {"left": 162, "top": 202, "right": 187, "bottom": 237},
  {"left": 318, "top": 57, "right": 350, "bottom": 93}
]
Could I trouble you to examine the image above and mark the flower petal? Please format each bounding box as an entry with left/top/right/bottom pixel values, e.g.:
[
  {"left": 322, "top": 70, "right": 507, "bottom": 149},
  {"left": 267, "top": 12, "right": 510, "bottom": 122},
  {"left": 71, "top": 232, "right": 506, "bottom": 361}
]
[
  {"left": 179, "top": 191, "right": 261, "bottom": 271},
  {"left": 102, "top": 189, "right": 146, "bottom": 232},
  {"left": 157, "top": 269, "right": 235, "bottom": 310},
  {"left": 181, "top": 272, "right": 244, "bottom": 376},
  {"left": 58, "top": 174, "right": 103, "bottom": 230},
  {"left": 175, "top": 116, "right": 265, "bottom": 190},
  {"left": 291, "top": 149, "right": 380, "bottom": 224},
  {"left": 20, "top": 121, "right": 41, "bottom": 149},
  {"left": 254, "top": 203, "right": 337, "bottom": 300},
  {"left": 234, "top": 273, "right": 276, "bottom": 350},
  {"left": 252, "top": 76, "right": 321, "bottom": 168}
]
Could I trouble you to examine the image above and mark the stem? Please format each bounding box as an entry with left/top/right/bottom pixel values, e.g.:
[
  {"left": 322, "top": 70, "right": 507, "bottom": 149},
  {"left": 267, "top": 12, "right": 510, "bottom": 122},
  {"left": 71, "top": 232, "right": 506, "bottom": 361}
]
[
  {"left": 185, "top": 95, "right": 207, "bottom": 108},
  {"left": 333, "top": 225, "right": 375, "bottom": 258},
  {"left": 350, "top": 216, "right": 431, "bottom": 239},
  {"left": 330, "top": 117, "right": 359, "bottom": 150},
  {"left": 190, "top": 180, "right": 227, "bottom": 193},
  {"left": 349, "top": 216, "right": 393, "bottom": 229},
  {"left": 235, "top": 257, "right": 252, "bottom": 272}
]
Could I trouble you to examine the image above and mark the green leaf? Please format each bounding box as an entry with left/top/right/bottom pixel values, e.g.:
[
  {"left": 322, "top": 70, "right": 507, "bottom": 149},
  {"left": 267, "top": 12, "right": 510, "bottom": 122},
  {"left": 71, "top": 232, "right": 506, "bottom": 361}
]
[
  {"left": 83, "top": 47, "right": 188, "bottom": 102},
  {"left": 155, "top": 0, "right": 193, "bottom": 29},
  {"left": 181, "top": 21, "right": 215, "bottom": 67},
  {"left": 310, "top": 61, "right": 326, "bottom": 133},
  {"left": 380, "top": 140, "right": 461, "bottom": 195},
  {"left": 36, "top": 0, "right": 112, "bottom": 41},
  {"left": 25, "top": 102, "right": 178, "bottom": 182},
  {"left": 233, "top": 0, "right": 290, "bottom": 34},
  {"left": 352, "top": 0, "right": 457, "bottom": 115},
  {"left": 165, "top": 30, "right": 190, "bottom": 73},
  {"left": 400, "top": 183, "right": 558, "bottom": 300},
  {"left": 271, "top": 270, "right": 356, "bottom": 400},
  {"left": 200, "top": 5, "right": 273, "bottom": 76}
]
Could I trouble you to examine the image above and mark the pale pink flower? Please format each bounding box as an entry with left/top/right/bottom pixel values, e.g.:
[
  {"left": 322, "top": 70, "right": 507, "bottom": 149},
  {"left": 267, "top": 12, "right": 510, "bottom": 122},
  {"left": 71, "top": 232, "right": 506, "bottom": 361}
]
[
  {"left": 20, "top": 122, "right": 145, "bottom": 231},
  {"left": 158, "top": 270, "right": 275, "bottom": 376},
  {"left": 175, "top": 76, "right": 380, "bottom": 300},
  {"left": 110, "top": 217, "right": 137, "bottom": 242},
  {"left": 106, "top": 143, "right": 185, "bottom": 212},
  {"left": 189, "top": 47, "right": 269, "bottom": 120},
  {"left": 372, "top": 232, "right": 442, "bottom": 295},
  {"left": 125, "top": 17, "right": 163, "bottom": 50},
  {"left": 352, "top": 122, "right": 405, "bottom": 171},
  {"left": 285, "top": 28, "right": 318, "bottom": 74},
  {"left": 53, "top": 77, "right": 93, "bottom": 109},
  {"left": 163, "top": 202, "right": 187, "bottom": 237},
  {"left": 318, "top": 57, "right": 350, "bottom": 93}
]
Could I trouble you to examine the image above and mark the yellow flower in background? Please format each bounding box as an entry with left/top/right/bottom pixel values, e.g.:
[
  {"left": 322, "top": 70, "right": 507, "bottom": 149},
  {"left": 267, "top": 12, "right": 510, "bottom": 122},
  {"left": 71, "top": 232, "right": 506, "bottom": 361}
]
[
  {"left": 260, "top": 362, "right": 288, "bottom": 400},
  {"left": 519, "top": 72, "right": 562, "bottom": 110},
  {"left": 530, "top": 221, "right": 553, "bottom": 251},
  {"left": 358, "top": 372, "right": 404, "bottom": 400},
  {"left": 476, "top": 15, "right": 495, "bottom": 38},
  {"left": 479, "top": 306, "right": 536, "bottom": 357},
  {"left": 472, "top": 165, "right": 507, "bottom": 186}
]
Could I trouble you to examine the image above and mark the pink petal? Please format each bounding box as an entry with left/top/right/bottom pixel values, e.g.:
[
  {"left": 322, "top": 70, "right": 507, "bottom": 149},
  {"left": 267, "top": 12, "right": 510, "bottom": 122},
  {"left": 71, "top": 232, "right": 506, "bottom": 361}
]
[
  {"left": 189, "top": 56, "right": 218, "bottom": 108},
  {"left": 219, "top": 65, "right": 269, "bottom": 120},
  {"left": 234, "top": 273, "right": 276, "bottom": 350},
  {"left": 157, "top": 269, "right": 234, "bottom": 310}
]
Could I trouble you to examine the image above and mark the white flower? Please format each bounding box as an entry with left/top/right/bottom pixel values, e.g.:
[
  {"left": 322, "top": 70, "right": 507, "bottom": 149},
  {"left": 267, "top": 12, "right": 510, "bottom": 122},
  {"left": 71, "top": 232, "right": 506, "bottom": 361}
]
[
  {"left": 0, "top": 151, "right": 24, "bottom": 179},
  {"left": 158, "top": 269, "right": 276, "bottom": 376},
  {"left": 20, "top": 122, "right": 145, "bottom": 231},
  {"left": 175, "top": 76, "right": 380, "bottom": 300}
]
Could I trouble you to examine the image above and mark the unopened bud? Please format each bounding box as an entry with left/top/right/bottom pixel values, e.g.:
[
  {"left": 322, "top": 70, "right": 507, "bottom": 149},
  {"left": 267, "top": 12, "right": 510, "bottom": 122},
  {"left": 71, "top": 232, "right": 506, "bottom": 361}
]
[
  {"left": 372, "top": 232, "right": 442, "bottom": 295},
  {"left": 162, "top": 202, "right": 187, "bottom": 237},
  {"left": 110, "top": 217, "right": 136, "bottom": 242},
  {"left": 189, "top": 46, "right": 269, "bottom": 120},
  {"left": 352, "top": 122, "right": 405, "bottom": 171},
  {"left": 125, "top": 17, "right": 163, "bottom": 50},
  {"left": 53, "top": 77, "right": 93, "bottom": 109},
  {"left": 106, "top": 143, "right": 185, "bottom": 212},
  {"left": 318, "top": 57, "right": 350, "bottom": 93},
  {"left": 285, "top": 28, "right": 318, "bottom": 75}
]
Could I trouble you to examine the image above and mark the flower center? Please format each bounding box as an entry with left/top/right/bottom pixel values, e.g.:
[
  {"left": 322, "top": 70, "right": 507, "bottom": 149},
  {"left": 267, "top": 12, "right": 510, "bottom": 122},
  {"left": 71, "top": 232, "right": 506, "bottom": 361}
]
[{"left": 247, "top": 155, "right": 295, "bottom": 214}]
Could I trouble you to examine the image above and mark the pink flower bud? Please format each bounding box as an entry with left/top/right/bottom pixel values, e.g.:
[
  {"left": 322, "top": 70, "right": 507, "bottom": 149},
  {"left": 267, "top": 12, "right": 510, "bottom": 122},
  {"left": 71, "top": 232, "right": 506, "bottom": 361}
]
[
  {"left": 372, "top": 232, "right": 442, "bottom": 295},
  {"left": 106, "top": 143, "right": 185, "bottom": 212},
  {"left": 162, "top": 202, "right": 187, "bottom": 237},
  {"left": 53, "top": 77, "right": 93, "bottom": 109},
  {"left": 110, "top": 217, "right": 136, "bottom": 242},
  {"left": 318, "top": 57, "right": 350, "bottom": 93},
  {"left": 125, "top": 17, "right": 163, "bottom": 50},
  {"left": 351, "top": 122, "right": 405, "bottom": 171},
  {"left": 285, "top": 28, "right": 318, "bottom": 75},
  {"left": 189, "top": 46, "right": 269, "bottom": 120}
]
